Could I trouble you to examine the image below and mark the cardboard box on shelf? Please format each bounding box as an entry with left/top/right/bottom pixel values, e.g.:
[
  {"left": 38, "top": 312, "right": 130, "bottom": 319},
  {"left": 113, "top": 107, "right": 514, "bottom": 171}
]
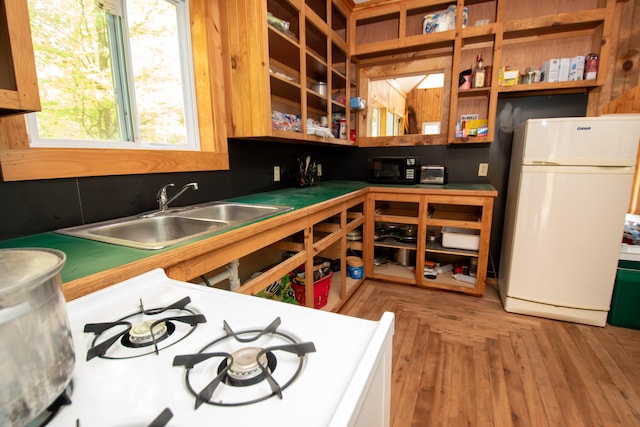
[
  {"left": 569, "top": 55, "right": 585, "bottom": 81},
  {"left": 559, "top": 58, "right": 571, "bottom": 82},
  {"left": 461, "top": 119, "right": 488, "bottom": 137},
  {"left": 499, "top": 67, "right": 519, "bottom": 86},
  {"left": 542, "top": 59, "right": 560, "bottom": 83}
]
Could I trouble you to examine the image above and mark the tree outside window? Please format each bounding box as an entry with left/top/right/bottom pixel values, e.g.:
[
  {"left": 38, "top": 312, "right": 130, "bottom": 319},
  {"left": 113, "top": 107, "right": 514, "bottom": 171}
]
[{"left": 27, "top": 0, "right": 197, "bottom": 148}]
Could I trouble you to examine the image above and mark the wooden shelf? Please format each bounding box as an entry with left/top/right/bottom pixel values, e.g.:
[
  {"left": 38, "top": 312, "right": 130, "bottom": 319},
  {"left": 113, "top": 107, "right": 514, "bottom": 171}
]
[
  {"left": 234, "top": 193, "right": 368, "bottom": 312},
  {"left": 268, "top": 27, "right": 301, "bottom": 72},
  {"left": 367, "top": 189, "right": 496, "bottom": 296},
  {"left": 351, "top": 0, "right": 615, "bottom": 145},
  {"left": 425, "top": 240, "right": 479, "bottom": 257},
  {"left": 374, "top": 237, "right": 417, "bottom": 250},
  {"left": 458, "top": 87, "right": 491, "bottom": 98},
  {"left": 373, "top": 262, "right": 417, "bottom": 282},
  {"left": 270, "top": 76, "right": 302, "bottom": 104},
  {"left": 502, "top": 9, "right": 607, "bottom": 40},
  {"left": 461, "top": 23, "right": 498, "bottom": 40},
  {"left": 498, "top": 80, "right": 598, "bottom": 94},
  {"left": 225, "top": 0, "right": 357, "bottom": 143}
]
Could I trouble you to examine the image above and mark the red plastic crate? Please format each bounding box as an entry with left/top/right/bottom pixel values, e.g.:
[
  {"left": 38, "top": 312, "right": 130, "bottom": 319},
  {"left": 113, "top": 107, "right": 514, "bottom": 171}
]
[{"left": 291, "top": 271, "right": 332, "bottom": 309}]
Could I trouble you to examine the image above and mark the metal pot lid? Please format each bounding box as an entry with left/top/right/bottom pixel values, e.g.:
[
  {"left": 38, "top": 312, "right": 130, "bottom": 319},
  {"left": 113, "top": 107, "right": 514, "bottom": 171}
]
[{"left": 0, "top": 248, "right": 66, "bottom": 292}]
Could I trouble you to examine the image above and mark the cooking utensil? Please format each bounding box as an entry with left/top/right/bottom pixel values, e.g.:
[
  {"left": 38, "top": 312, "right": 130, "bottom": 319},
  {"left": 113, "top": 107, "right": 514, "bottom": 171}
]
[
  {"left": 395, "top": 248, "right": 412, "bottom": 266},
  {"left": 0, "top": 248, "right": 75, "bottom": 427},
  {"left": 373, "top": 256, "right": 387, "bottom": 266},
  {"left": 346, "top": 229, "right": 362, "bottom": 241},
  {"left": 401, "top": 224, "right": 417, "bottom": 238},
  {"left": 311, "top": 82, "right": 327, "bottom": 96}
]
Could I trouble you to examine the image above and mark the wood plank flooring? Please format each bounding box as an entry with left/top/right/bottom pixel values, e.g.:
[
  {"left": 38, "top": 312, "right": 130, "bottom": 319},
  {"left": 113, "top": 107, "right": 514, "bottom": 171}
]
[{"left": 338, "top": 280, "right": 640, "bottom": 427}]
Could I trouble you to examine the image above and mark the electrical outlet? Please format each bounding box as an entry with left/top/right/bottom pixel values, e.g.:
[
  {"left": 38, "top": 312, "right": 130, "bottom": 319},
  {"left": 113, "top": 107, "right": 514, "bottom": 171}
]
[
  {"left": 478, "top": 163, "right": 488, "bottom": 177},
  {"left": 274, "top": 166, "right": 280, "bottom": 182},
  {"left": 317, "top": 164, "right": 323, "bottom": 176}
]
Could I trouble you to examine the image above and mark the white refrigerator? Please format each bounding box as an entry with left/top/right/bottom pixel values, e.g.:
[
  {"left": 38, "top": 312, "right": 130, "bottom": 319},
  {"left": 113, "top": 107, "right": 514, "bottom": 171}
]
[{"left": 499, "top": 116, "right": 640, "bottom": 326}]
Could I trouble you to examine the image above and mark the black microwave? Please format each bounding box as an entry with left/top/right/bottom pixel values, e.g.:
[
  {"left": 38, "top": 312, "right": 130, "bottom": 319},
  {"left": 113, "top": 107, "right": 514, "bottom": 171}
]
[{"left": 368, "top": 156, "right": 419, "bottom": 185}]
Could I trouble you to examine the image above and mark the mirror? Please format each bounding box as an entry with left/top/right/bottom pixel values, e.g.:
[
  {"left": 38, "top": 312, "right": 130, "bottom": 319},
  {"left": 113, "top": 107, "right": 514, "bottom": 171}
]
[{"left": 357, "top": 54, "right": 452, "bottom": 146}]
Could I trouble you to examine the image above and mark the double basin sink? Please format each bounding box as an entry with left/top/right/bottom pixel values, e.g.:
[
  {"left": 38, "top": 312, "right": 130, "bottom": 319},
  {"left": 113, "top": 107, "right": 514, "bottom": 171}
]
[{"left": 57, "top": 202, "right": 293, "bottom": 250}]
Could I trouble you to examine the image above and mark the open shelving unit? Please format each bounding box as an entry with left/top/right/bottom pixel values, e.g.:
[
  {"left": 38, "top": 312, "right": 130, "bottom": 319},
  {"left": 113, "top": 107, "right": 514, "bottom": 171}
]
[
  {"left": 193, "top": 194, "right": 368, "bottom": 313},
  {"left": 350, "top": 0, "right": 616, "bottom": 145},
  {"left": 222, "top": 0, "right": 358, "bottom": 145},
  {"left": 365, "top": 188, "right": 496, "bottom": 296}
]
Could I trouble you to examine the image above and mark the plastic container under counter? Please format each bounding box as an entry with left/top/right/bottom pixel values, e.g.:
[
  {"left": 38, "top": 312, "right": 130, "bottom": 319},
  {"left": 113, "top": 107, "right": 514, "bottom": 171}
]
[
  {"left": 607, "top": 244, "right": 640, "bottom": 330},
  {"left": 441, "top": 227, "right": 480, "bottom": 251}
]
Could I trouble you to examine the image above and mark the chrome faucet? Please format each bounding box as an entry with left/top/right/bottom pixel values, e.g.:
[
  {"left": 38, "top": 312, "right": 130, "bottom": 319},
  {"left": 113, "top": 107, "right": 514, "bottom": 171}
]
[{"left": 156, "top": 182, "right": 199, "bottom": 212}]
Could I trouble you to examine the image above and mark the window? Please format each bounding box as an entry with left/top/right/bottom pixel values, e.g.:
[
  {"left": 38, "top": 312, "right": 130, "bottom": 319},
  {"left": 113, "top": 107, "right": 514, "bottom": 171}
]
[
  {"left": 370, "top": 105, "right": 380, "bottom": 137},
  {"left": 26, "top": 0, "right": 199, "bottom": 150},
  {"left": 1, "top": 0, "right": 226, "bottom": 182}
]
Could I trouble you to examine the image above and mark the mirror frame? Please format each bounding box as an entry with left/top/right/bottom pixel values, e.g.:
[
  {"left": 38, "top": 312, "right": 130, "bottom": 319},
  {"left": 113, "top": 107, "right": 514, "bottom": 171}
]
[{"left": 357, "top": 53, "right": 452, "bottom": 147}]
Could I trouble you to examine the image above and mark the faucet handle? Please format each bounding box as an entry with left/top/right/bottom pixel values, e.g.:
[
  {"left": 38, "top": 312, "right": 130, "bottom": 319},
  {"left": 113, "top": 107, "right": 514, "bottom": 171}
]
[{"left": 157, "top": 183, "right": 175, "bottom": 204}]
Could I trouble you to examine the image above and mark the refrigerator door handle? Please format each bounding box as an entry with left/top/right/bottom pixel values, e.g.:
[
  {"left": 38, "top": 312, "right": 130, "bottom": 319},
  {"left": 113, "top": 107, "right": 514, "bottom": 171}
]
[
  {"left": 529, "top": 160, "right": 636, "bottom": 168},
  {"left": 531, "top": 161, "right": 561, "bottom": 166}
]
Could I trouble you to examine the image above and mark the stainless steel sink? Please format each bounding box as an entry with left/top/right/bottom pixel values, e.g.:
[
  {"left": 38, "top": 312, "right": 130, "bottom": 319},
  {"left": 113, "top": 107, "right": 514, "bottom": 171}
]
[
  {"left": 170, "top": 202, "right": 290, "bottom": 222},
  {"left": 57, "top": 202, "right": 292, "bottom": 250}
]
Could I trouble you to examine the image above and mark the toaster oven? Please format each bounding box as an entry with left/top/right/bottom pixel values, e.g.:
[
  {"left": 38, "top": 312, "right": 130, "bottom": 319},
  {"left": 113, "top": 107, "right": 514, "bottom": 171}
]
[{"left": 419, "top": 165, "right": 447, "bottom": 184}]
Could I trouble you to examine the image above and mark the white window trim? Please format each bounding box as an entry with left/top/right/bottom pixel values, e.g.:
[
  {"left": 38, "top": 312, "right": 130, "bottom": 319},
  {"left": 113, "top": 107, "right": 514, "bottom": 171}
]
[{"left": 26, "top": 0, "right": 200, "bottom": 151}]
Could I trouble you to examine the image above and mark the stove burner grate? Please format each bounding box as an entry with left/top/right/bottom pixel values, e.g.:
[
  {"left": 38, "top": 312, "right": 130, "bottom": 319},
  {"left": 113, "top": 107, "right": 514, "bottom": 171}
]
[
  {"left": 217, "top": 348, "right": 278, "bottom": 386},
  {"left": 83, "top": 296, "right": 205, "bottom": 360},
  {"left": 173, "top": 317, "right": 316, "bottom": 407},
  {"left": 121, "top": 319, "right": 174, "bottom": 348}
]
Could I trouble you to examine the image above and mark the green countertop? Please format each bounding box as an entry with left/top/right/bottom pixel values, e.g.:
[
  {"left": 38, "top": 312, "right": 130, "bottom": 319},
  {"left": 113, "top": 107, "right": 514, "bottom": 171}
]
[{"left": 0, "top": 180, "right": 495, "bottom": 283}]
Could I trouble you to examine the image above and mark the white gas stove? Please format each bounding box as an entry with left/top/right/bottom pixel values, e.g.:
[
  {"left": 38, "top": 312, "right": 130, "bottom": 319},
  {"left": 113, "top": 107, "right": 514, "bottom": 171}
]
[{"left": 43, "top": 269, "right": 393, "bottom": 427}]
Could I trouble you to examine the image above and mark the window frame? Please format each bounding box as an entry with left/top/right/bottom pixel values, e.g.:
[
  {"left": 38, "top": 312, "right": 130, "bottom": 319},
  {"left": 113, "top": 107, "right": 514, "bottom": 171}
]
[{"left": 0, "top": 0, "right": 228, "bottom": 181}]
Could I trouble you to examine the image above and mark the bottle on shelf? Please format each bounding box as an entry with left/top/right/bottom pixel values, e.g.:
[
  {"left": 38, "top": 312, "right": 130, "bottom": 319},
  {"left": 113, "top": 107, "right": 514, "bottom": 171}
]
[{"left": 473, "top": 54, "right": 485, "bottom": 88}]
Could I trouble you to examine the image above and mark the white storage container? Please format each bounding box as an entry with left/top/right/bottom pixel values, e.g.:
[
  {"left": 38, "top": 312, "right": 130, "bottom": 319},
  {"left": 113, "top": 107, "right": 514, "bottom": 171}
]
[{"left": 441, "top": 227, "right": 480, "bottom": 251}]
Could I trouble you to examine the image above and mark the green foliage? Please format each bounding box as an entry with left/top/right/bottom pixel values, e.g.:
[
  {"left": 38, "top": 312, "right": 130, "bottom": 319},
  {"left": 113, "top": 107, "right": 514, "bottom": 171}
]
[{"left": 28, "top": 0, "right": 189, "bottom": 145}]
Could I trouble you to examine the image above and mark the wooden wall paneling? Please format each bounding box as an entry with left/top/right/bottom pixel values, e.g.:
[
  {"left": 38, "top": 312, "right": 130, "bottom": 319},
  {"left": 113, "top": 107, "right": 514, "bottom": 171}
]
[
  {"left": 194, "top": 0, "right": 228, "bottom": 154},
  {"left": 487, "top": 0, "right": 505, "bottom": 143},
  {"left": 406, "top": 87, "right": 443, "bottom": 125},
  {"left": 448, "top": 36, "right": 463, "bottom": 142},
  {"left": 504, "top": 0, "right": 601, "bottom": 21},
  {"left": 0, "top": 115, "right": 28, "bottom": 149},
  {"left": 588, "top": 0, "right": 639, "bottom": 116},
  {"left": 221, "top": 0, "right": 272, "bottom": 136},
  {"left": 610, "top": 0, "right": 640, "bottom": 97}
]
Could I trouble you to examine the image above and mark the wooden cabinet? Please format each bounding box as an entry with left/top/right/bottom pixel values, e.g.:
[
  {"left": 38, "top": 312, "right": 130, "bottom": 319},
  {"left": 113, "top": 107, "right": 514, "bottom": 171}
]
[
  {"left": 221, "top": 0, "right": 357, "bottom": 145},
  {"left": 237, "top": 195, "right": 366, "bottom": 311},
  {"left": 365, "top": 187, "right": 496, "bottom": 296},
  {"left": 449, "top": 0, "right": 499, "bottom": 144},
  {"left": 351, "top": 0, "right": 616, "bottom": 145},
  {"left": 0, "top": 0, "right": 40, "bottom": 116},
  {"left": 166, "top": 193, "right": 367, "bottom": 312}
]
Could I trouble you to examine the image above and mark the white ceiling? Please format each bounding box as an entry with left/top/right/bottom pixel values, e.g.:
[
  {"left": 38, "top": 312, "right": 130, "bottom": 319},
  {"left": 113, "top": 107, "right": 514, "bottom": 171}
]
[{"left": 391, "top": 75, "right": 426, "bottom": 93}]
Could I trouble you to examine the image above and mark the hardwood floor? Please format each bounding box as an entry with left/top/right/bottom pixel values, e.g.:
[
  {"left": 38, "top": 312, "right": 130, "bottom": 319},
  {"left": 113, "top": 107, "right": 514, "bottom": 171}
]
[{"left": 338, "top": 280, "right": 640, "bottom": 427}]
